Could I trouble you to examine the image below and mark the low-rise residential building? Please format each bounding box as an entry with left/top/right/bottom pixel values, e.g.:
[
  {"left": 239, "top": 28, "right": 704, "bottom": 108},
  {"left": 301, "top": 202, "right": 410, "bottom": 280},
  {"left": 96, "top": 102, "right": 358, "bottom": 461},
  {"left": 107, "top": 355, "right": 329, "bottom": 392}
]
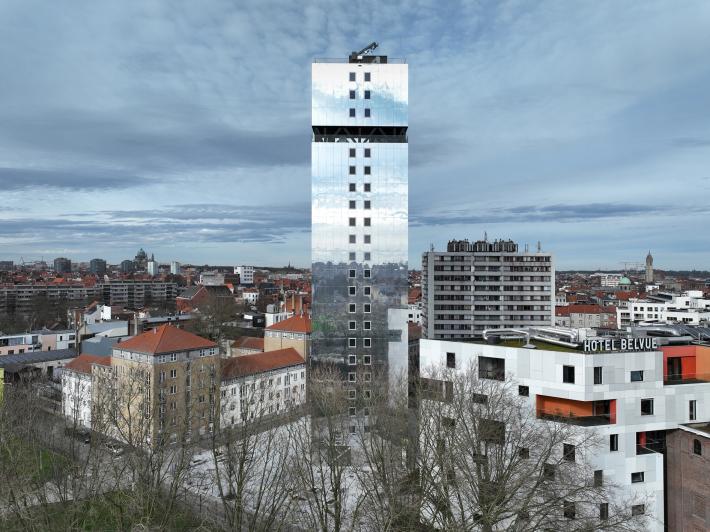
[
  {"left": 0, "top": 348, "right": 78, "bottom": 380},
  {"left": 595, "top": 273, "right": 623, "bottom": 288},
  {"left": 0, "top": 332, "right": 38, "bottom": 356},
  {"left": 219, "top": 347, "right": 305, "bottom": 427},
  {"left": 241, "top": 288, "right": 259, "bottom": 305},
  {"left": 263, "top": 315, "right": 311, "bottom": 360},
  {"left": 0, "top": 330, "right": 77, "bottom": 356},
  {"left": 617, "top": 291, "right": 710, "bottom": 328},
  {"left": 555, "top": 304, "right": 617, "bottom": 329},
  {"left": 417, "top": 328, "right": 710, "bottom": 531},
  {"left": 61, "top": 354, "right": 111, "bottom": 429}
]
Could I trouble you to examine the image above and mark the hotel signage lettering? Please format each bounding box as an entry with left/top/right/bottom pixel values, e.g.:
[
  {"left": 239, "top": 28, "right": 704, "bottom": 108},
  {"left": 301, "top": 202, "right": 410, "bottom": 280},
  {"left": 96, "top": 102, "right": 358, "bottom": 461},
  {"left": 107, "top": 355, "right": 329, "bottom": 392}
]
[{"left": 583, "top": 338, "right": 659, "bottom": 353}]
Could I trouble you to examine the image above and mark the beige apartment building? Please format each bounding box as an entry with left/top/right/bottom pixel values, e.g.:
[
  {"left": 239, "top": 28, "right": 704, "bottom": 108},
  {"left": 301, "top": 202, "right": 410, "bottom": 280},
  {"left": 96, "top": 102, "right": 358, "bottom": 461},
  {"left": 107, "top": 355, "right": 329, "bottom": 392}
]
[
  {"left": 263, "top": 315, "right": 311, "bottom": 360},
  {"left": 106, "top": 325, "right": 219, "bottom": 445}
]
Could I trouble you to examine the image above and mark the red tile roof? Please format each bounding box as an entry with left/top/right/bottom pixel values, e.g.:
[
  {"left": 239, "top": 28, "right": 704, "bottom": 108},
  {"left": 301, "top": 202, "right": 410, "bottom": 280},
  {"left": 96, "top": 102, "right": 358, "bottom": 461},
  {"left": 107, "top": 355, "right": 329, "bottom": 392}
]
[
  {"left": 221, "top": 348, "right": 304, "bottom": 380},
  {"left": 64, "top": 354, "right": 111, "bottom": 375},
  {"left": 265, "top": 315, "right": 311, "bottom": 333},
  {"left": 116, "top": 324, "right": 216, "bottom": 355},
  {"left": 231, "top": 336, "right": 264, "bottom": 351}
]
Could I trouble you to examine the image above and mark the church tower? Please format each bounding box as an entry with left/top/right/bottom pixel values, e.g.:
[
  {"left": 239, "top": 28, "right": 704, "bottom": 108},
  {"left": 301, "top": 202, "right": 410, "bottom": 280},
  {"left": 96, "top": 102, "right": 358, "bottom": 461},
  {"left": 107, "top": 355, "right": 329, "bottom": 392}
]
[{"left": 645, "top": 251, "right": 654, "bottom": 284}]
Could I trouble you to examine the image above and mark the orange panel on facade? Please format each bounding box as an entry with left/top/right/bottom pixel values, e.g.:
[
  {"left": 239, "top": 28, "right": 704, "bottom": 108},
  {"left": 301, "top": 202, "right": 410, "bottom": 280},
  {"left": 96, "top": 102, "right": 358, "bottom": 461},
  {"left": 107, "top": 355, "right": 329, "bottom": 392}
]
[{"left": 536, "top": 395, "right": 594, "bottom": 417}]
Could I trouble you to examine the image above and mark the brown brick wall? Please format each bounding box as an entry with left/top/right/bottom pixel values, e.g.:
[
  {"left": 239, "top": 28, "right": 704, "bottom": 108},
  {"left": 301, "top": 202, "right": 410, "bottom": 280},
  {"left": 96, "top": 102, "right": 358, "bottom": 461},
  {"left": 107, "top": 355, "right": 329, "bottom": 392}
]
[{"left": 666, "top": 428, "right": 710, "bottom": 531}]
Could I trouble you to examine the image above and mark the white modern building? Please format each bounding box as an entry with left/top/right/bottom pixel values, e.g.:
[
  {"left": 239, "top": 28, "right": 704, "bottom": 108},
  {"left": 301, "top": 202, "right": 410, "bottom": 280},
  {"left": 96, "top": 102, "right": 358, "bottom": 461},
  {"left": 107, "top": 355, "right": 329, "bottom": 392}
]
[
  {"left": 407, "top": 303, "right": 422, "bottom": 325},
  {"left": 418, "top": 328, "right": 710, "bottom": 531},
  {"left": 170, "top": 261, "right": 181, "bottom": 275},
  {"left": 241, "top": 288, "right": 259, "bottom": 305},
  {"left": 61, "top": 354, "right": 111, "bottom": 429},
  {"left": 0, "top": 330, "right": 77, "bottom": 356},
  {"left": 219, "top": 347, "right": 306, "bottom": 427},
  {"left": 617, "top": 291, "right": 710, "bottom": 328},
  {"left": 147, "top": 260, "right": 158, "bottom": 277},
  {"left": 234, "top": 265, "right": 254, "bottom": 285},
  {"left": 594, "top": 273, "right": 623, "bottom": 288}
]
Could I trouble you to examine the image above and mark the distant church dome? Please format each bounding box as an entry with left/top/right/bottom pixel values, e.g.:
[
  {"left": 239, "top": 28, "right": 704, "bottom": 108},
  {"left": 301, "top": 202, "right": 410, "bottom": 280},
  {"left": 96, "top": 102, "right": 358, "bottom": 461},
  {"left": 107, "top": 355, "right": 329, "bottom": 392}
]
[{"left": 619, "top": 276, "right": 632, "bottom": 285}]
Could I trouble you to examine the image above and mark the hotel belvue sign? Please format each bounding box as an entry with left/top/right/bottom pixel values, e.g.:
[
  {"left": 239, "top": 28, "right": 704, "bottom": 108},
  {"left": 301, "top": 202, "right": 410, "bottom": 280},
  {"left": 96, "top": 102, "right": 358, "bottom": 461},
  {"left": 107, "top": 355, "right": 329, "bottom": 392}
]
[{"left": 583, "top": 337, "right": 659, "bottom": 353}]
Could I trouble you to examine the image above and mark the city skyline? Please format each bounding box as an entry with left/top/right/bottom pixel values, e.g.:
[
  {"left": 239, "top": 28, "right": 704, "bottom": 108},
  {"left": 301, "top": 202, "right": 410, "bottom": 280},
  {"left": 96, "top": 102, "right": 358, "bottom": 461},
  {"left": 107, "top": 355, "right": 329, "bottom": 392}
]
[{"left": 1, "top": 1, "right": 710, "bottom": 269}]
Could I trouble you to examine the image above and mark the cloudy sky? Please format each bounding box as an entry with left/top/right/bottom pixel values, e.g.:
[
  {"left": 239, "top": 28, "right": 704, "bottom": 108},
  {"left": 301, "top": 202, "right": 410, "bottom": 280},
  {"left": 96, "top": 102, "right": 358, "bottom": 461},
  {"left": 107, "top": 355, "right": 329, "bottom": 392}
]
[{"left": 1, "top": 0, "right": 709, "bottom": 270}]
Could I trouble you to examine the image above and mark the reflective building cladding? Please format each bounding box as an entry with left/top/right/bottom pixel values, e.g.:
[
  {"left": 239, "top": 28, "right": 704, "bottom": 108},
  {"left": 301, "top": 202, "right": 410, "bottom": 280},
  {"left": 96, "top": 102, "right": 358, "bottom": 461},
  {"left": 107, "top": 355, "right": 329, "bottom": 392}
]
[{"left": 311, "top": 47, "right": 408, "bottom": 396}]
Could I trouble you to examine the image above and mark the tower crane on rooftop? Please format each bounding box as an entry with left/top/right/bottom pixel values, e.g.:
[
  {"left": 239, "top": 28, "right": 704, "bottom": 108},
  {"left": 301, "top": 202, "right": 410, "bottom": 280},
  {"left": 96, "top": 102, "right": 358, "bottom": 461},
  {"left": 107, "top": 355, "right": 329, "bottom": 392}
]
[
  {"left": 620, "top": 261, "right": 644, "bottom": 273},
  {"left": 349, "top": 42, "right": 378, "bottom": 62}
]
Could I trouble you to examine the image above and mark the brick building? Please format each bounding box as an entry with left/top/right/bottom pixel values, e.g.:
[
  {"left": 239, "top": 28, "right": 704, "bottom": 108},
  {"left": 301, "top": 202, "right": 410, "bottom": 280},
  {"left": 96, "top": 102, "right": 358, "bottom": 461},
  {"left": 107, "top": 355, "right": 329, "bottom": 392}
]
[{"left": 666, "top": 424, "right": 710, "bottom": 531}]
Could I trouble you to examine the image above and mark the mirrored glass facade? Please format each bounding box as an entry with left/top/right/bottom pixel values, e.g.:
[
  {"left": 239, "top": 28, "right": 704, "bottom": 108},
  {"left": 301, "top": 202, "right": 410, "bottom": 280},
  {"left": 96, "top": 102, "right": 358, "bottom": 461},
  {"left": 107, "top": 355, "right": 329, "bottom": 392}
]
[{"left": 311, "top": 58, "right": 408, "bottom": 392}]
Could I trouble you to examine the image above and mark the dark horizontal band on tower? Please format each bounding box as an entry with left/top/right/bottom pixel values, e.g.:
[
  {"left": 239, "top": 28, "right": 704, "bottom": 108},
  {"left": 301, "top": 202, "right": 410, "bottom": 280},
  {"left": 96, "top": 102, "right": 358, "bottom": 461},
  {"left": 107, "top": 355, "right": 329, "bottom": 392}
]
[{"left": 312, "top": 126, "right": 408, "bottom": 143}]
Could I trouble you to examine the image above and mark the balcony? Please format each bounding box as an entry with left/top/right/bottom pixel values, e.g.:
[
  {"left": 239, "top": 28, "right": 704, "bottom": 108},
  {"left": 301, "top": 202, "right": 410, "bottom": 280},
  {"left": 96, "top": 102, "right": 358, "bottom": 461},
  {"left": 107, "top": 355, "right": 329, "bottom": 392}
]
[
  {"left": 536, "top": 397, "right": 615, "bottom": 426},
  {"left": 538, "top": 411, "right": 612, "bottom": 427},
  {"left": 664, "top": 373, "right": 710, "bottom": 385},
  {"left": 636, "top": 431, "right": 665, "bottom": 455}
]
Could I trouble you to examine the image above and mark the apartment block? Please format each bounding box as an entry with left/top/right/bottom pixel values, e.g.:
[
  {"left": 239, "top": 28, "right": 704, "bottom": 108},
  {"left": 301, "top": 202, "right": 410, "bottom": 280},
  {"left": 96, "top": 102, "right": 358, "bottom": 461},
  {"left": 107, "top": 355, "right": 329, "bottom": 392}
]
[
  {"left": 422, "top": 239, "right": 554, "bottom": 340},
  {"left": 219, "top": 348, "right": 305, "bottom": 427},
  {"left": 101, "top": 280, "right": 177, "bottom": 308},
  {"left": 107, "top": 325, "right": 219, "bottom": 445}
]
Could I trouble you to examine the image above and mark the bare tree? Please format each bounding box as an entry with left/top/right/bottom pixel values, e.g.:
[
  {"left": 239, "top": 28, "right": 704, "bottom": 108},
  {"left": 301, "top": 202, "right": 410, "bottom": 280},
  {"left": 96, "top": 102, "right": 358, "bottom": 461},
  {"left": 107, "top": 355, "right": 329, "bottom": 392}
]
[
  {"left": 288, "top": 365, "right": 367, "bottom": 532},
  {"left": 209, "top": 374, "right": 296, "bottom": 531},
  {"left": 347, "top": 368, "right": 421, "bottom": 532},
  {"left": 416, "top": 363, "right": 651, "bottom": 531},
  {"left": 188, "top": 292, "right": 238, "bottom": 344}
]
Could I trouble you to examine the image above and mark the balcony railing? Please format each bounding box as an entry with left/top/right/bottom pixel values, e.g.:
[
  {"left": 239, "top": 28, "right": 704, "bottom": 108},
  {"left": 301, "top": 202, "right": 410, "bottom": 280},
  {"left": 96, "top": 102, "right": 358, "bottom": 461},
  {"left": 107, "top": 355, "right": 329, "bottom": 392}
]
[
  {"left": 664, "top": 373, "right": 710, "bottom": 385},
  {"left": 538, "top": 411, "right": 612, "bottom": 427}
]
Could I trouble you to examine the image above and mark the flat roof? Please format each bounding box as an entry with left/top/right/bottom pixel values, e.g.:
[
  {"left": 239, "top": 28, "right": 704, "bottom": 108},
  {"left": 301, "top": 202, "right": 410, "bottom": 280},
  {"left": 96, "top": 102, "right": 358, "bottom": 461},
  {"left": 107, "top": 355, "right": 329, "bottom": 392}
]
[
  {"left": 0, "top": 349, "right": 77, "bottom": 367},
  {"left": 680, "top": 423, "right": 710, "bottom": 437},
  {"left": 313, "top": 57, "right": 406, "bottom": 64}
]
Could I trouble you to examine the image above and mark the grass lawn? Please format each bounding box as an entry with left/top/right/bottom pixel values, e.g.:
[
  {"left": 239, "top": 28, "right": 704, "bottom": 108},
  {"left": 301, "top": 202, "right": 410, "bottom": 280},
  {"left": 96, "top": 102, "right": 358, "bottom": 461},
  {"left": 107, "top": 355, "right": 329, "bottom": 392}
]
[
  {"left": 497, "top": 338, "right": 579, "bottom": 352},
  {"left": 0, "top": 436, "right": 70, "bottom": 486}
]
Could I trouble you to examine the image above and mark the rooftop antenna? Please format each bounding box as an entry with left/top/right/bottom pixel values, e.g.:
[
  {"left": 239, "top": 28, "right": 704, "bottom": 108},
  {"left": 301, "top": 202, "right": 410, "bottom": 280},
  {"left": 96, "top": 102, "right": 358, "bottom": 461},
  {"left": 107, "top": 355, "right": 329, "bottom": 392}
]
[
  {"left": 484, "top": 231, "right": 488, "bottom": 242},
  {"left": 350, "top": 42, "right": 378, "bottom": 62},
  {"left": 537, "top": 241, "right": 541, "bottom": 253}
]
